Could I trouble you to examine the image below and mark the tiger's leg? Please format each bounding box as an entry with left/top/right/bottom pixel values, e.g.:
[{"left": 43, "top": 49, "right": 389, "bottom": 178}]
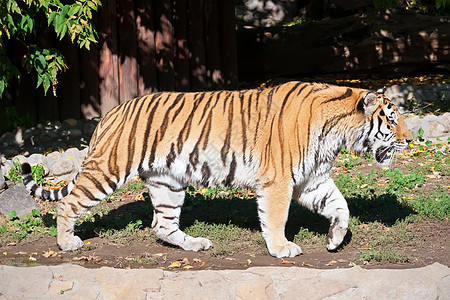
[
  {"left": 144, "top": 175, "right": 212, "bottom": 251},
  {"left": 296, "top": 177, "right": 350, "bottom": 251},
  {"left": 256, "top": 183, "right": 303, "bottom": 258},
  {"left": 57, "top": 172, "right": 109, "bottom": 251}
]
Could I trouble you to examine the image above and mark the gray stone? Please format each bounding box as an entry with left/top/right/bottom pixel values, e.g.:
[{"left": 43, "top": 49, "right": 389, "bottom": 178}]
[
  {"left": 0, "top": 184, "right": 39, "bottom": 218},
  {"left": 51, "top": 159, "right": 75, "bottom": 177},
  {"left": 46, "top": 151, "right": 61, "bottom": 162},
  {"left": 437, "top": 275, "right": 450, "bottom": 300},
  {"left": 0, "top": 168, "right": 6, "bottom": 191},
  {"left": 62, "top": 128, "right": 83, "bottom": 140},
  {"left": 428, "top": 120, "right": 449, "bottom": 138},
  {"left": 1, "top": 146, "right": 20, "bottom": 158},
  {"left": 63, "top": 118, "right": 78, "bottom": 127},
  {"left": 83, "top": 121, "right": 97, "bottom": 137},
  {"left": 0, "top": 132, "right": 15, "bottom": 147}
]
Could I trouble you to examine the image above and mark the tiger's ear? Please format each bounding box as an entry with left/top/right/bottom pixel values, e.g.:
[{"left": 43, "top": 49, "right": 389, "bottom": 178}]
[{"left": 357, "top": 93, "right": 379, "bottom": 116}]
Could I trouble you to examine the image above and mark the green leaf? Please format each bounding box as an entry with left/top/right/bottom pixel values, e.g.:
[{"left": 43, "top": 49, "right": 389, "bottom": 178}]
[
  {"left": 8, "top": 210, "right": 17, "bottom": 220},
  {"left": 48, "top": 11, "right": 57, "bottom": 26},
  {"left": 418, "top": 128, "right": 424, "bottom": 136}
]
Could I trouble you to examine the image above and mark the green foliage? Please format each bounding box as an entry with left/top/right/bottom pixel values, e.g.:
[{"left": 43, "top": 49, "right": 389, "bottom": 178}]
[
  {"left": 0, "top": 106, "right": 33, "bottom": 134},
  {"left": 0, "top": 0, "right": 101, "bottom": 97},
  {"left": 385, "top": 168, "right": 426, "bottom": 192},
  {"left": 5, "top": 157, "right": 46, "bottom": 184}
]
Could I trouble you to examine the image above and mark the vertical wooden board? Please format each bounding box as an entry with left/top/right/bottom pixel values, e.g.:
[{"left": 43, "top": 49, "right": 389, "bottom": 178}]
[
  {"left": 80, "top": 44, "right": 100, "bottom": 119},
  {"left": 98, "top": 0, "right": 120, "bottom": 116},
  {"left": 188, "top": 1, "right": 207, "bottom": 91},
  {"left": 58, "top": 40, "right": 81, "bottom": 120},
  {"left": 14, "top": 74, "right": 39, "bottom": 124},
  {"left": 117, "top": 0, "right": 139, "bottom": 102},
  {"left": 218, "top": 0, "right": 238, "bottom": 89},
  {"left": 204, "top": 0, "right": 223, "bottom": 90},
  {"left": 136, "top": 0, "right": 158, "bottom": 95},
  {"left": 173, "top": 0, "right": 191, "bottom": 91},
  {"left": 154, "top": 0, "right": 175, "bottom": 91}
]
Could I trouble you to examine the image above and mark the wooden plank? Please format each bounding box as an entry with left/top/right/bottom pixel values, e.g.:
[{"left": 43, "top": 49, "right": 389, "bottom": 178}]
[
  {"left": 204, "top": 0, "right": 223, "bottom": 90},
  {"left": 98, "top": 0, "right": 120, "bottom": 116},
  {"left": 59, "top": 40, "right": 81, "bottom": 120},
  {"left": 79, "top": 44, "right": 100, "bottom": 119},
  {"left": 173, "top": 0, "right": 191, "bottom": 91},
  {"left": 154, "top": 0, "right": 175, "bottom": 91},
  {"left": 188, "top": 1, "right": 206, "bottom": 91},
  {"left": 136, "top": 0, "right": 158, "bottom": 94},
  {"left": 117, "top": 0, "right": 138, "bottom": 102},
  {"left": 218, "top": 0, "right": 238, "bottom": 89}
]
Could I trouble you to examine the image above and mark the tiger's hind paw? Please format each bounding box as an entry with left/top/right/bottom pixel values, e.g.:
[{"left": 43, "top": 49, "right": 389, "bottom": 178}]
[
  {"left": 58, "top": 235, "right": 84, "bottom": 251},
  {"left": 268, "top": 241, "right": 303, "bottom": 258},
  {"left": 180, "top": 237, "right": 212, "bottom": 252}
]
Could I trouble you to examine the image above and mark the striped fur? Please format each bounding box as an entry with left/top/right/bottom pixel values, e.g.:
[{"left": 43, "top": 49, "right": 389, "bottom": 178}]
[{"left": 21, "top": 81, "right": 412, "bottom": 257}]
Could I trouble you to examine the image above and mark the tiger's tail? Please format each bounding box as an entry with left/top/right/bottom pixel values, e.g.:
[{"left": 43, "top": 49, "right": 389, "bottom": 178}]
[{"left": 21, "top": 162, "right": 76, "bottom": 201}]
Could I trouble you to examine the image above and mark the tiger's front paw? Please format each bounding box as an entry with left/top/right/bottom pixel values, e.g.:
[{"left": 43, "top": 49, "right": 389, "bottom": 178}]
[
  {"left": 180, "top": 237, "right": 212, "bottom": 252},
  {"left": 268, "top": 241, "right": 303, "bottom": 258},
  {"left": 58, "top": 235, "right": 84, "bottom": 251}
]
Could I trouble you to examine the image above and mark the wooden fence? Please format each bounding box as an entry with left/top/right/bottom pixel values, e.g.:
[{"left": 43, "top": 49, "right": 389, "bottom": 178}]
[{"left": 4, "top": 0, "right": 238, "bottom": 122}]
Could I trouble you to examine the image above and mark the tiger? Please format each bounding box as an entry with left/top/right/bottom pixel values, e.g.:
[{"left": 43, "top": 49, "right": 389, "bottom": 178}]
[{"left": 21, "top": 81, "right": 412, "bottom": 258}]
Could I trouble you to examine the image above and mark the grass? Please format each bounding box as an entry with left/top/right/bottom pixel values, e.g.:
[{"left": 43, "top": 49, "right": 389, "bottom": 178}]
[{"left": 0, "top": 139, "right": 448, "bottom": 266}]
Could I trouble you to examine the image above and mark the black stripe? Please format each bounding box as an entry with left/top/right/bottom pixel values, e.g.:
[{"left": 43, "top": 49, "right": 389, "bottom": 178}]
[
  {"left": 125, "top": 97, "right": 147, "bottom": 176},
  {"left": 148, "top": 181, "right": 186, "bottom": 193},
  {"left": 166, "top": 143, "right": 176, "bottom": 168},
  {"left": 322, "top": 88, "right": 353, "bottom": 104},
  {"left": 155, "top": 204, "right": 183, "bottom": 209},
  {"left": 224, "top": 152, "right": 237, "bottom": 186},
  {"left": 201, "top": 162, "right": 211, "bottom": 186},
  {"left": 221, "top": 94, "right": 234, "bottom": 165},
  {"left": 138, "top": 94, "right": 163, "bottom": 172}
]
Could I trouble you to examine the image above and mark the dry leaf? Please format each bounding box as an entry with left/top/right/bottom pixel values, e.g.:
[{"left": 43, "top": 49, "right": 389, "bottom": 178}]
[
  {"left": 183, "top": 265, "right": 194, "bottom": 270},
  {"left": 43, "top": 250, "right": 57, "bottom": 258},
  {"left": 302, "top": 262, "right": 313, "bottom": 267},
  {"left": 326, "top": 260, "right": 337, "bottom": 266},
  {"left": 281, "top": 260, "right": 296, "bottom": 265},
  {"left": 247, "top": 259, "right": 252, "bottom": 264},
  {"left": 29, "top": 256, "right": 37, "bottom": 261},
  {"left": 2, "top": 252, "right": 7, "bottom": 256},
  {"left": 6, "top": 243, "right": 16, "bottom": 246},
  {"left": 16, "top": 251, "right": 27, "bottom": 255},
  {"left": 200, "top": 262, "right": 206, "bottom": 267},
  {"left": 168, "top": 261, "right": 182, "bottom": 268}
]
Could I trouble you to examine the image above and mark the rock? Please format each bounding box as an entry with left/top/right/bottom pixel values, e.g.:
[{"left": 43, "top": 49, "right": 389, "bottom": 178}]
[
  {"left": 63, "top": 118, "right": 78, "bottom": 127},
  {"left": 437, "top": 274, "right": 450, "bottom": 299},
  {"left": 14, "top": 155, "right": 27, "bottom": 165},
  {"left": 0, "top": 184, "right": 39, "bottom": 218},
  {"left": 427, "top": 120, "right": 449, "bottom": 138},
  {"left": 2, "top": 146, "right": 20, "bottom": 158},
  {"left": 0, "top": 168, "right": 6, "bottom": 191},
  {"left": 51, "top": 160, "right": 75, "bottom": 177},
  {"left": 235, "top": 277, "right": 277, "bottom": 299},
  {"left": 61, "top": 129, "right": 83, "bottom": 140},
  {"left": 46, "top": 151, "right": 61, "bottom": 162},
  {"left": 0, "top": 132, "right": 15, "bottom": 147}
]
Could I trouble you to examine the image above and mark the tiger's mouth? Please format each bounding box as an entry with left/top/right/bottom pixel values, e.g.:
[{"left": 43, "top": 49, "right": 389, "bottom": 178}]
[{"left": 375, "top": 146, "right": 392, "bottom": 164}]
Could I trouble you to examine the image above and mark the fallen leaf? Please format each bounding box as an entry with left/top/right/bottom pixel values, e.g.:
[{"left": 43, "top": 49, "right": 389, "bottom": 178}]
[
  {"left": 247, "top": 259, "right": 252, "bottom": 265},
  {"left": 16, "top": 251, "right": 27, "bottom": 255},
  {"left": 29, "top": 256, "right": 37, "bottom": 261},
  {"left": 168, "top": 261, "right": 182, "bottom": 268},
  {"left": 200, "top": 262, "right": 207, "bottom": 267},
  {"left": 193, "top": 258, "right": 202, "bottom": 263},
  {"left": 84, "top": 241, "right": 91, "bottom": 245},
  {"left": 42, "top": 250, "right": 57, "bottom": 258},
  {"left": 2, "top": 252, "right": 7, "bottom": 256},
  {"left": 183, "top": 265, "right": 194, "bottom": 270},
  {"left": 281, "top": 260, "right": 296, "bottom": 265},
  {"left": 326, "top": 260, "right": 338, "bottom": 266},
  {"left": 6, "top": 243, "right": 16, "bottom": 246},
  {"left": 302, "top": 262, "right": 313, "bottom": 267}
]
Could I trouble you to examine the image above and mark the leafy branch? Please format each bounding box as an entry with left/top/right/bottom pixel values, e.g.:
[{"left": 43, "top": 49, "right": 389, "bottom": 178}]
[{"left": 0, "top": 0, "right": 101, "bottom": 97}]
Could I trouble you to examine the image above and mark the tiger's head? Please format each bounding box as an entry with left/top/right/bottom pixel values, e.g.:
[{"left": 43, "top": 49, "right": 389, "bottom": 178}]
[{"left": 358, "top": 91, "right": 413, "bottom": 167}]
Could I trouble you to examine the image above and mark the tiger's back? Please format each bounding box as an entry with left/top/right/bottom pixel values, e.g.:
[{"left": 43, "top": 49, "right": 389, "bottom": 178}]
[{"left": 21, "top": 81, "right": 412, "bottom": 257}]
